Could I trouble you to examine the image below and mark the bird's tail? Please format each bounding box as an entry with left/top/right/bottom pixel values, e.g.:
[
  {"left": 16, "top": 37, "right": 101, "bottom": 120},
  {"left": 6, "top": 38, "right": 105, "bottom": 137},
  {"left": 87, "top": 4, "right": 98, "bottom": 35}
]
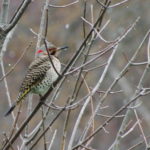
[
  {"left": 4, "top": 102, "right": 17, "bottom": 116},
  {"left": 4, "top": 88, "right": 30, "bottom": 117}
]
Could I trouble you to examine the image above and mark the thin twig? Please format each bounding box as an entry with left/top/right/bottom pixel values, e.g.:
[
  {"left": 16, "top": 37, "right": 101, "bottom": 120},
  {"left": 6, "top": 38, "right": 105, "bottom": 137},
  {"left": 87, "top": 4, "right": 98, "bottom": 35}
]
[
  {"left": 72, "top": 91, "right": 149, "bottom": 150},
  {"left": 65, "top": 44, "right": 113, "bottom": 75},
  {"left": 109, "top": 0, "right": 130, "bottom": 8},
  {"left": 48, "top": 0, "right": 79, "bottom": 8},
  {"left": 134, "top": 109, "right": 148, "bottom": 147},
  {"left": 44, "top": 40, "right": 61, "bottom": 77},
  {"left": 127, "top": 135, "right": 150, "bottom": 150},
  {"left": 29, "top": 105, "right": 67, "bottom": 150},
  {"left": 0, "top": 0, "right": 10, "bottom": 24},
  {"left": 0, "top": 42, "right": 32, "bottom": 82},
  {"left": 48, "top": 130, "right": 57, "bottom": 150},
  {"left": 83, "top": 62, "right": 107, "bottom": 72},
  {"left": 120, "top": 121, "right": 138, "bottom": 138},
  {"left": 82, "top": 0, "right": 87, "bottom": 39},
  {"left": 3, "top": 133, "right": 15, "bottom": 150},
  {"left": 42, "top": 106, "right": 47, "bottom": 150},
  {"left": 96, "top": 0, "right": 131, "bottom": 8}
]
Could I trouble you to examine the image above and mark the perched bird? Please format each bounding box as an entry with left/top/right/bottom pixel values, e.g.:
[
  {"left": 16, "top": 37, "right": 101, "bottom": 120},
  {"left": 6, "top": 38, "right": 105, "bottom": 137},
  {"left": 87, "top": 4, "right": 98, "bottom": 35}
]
[{"left": 5, "top": 43, "right": 67, "bottom": 116}]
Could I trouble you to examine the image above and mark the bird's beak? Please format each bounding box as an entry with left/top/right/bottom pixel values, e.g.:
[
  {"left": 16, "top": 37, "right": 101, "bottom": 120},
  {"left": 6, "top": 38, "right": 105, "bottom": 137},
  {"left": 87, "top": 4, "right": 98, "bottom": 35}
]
[{"left": 57, "top": 46, "right": 68, "bottom": 51}]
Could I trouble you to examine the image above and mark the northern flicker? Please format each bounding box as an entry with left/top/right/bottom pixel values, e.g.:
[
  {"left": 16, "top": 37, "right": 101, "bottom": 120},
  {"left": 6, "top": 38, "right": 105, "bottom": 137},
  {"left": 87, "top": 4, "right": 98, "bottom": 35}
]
[{"left": 5, "top": 43, "right": 67, "bottom": 116}]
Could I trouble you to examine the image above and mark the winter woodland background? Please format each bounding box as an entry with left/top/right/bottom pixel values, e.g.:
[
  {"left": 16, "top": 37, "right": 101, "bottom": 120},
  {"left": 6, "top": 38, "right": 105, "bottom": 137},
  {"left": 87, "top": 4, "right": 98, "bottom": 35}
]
[{"left": 0, "top": 0, "right": 150, "bottom": 150}]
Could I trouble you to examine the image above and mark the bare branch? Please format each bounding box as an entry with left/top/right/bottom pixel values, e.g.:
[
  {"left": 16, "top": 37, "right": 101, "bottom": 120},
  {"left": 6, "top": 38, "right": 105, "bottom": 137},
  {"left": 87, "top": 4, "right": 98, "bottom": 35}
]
[
  {"left": 134, "top": 110, "right": 148, "bottom": 148},
  {"left": 47, "top": 130, "right": 57, "bottom": 150},
  {"left": 73, "top": 91, "right": 150, "bottom": 150},
  {"left": 0, "top": 42, "right": 32, "bottom": 82},
  {"left": 5, "top": 0, "right": 32, "bottom": 33},
  {"left": 48, "top": 0, "right": 79, "bottom": 8}
]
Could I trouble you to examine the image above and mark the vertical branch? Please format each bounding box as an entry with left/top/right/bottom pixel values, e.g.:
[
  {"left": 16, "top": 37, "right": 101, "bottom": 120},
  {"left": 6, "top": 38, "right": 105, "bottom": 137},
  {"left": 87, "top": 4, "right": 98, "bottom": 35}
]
[
  {"left": 0, "top": 28, "right": 15, "bottom": 119},
  {"left": 36, "top": 0, "right": 49, "bottom": 52},
  {"left": 0, "top": 0, "right": 10, "bottom": 53},
  {"left": 134, "top": 110, "right": 148, "bottom": 148},
  {"left": 47, "top": 130, "right": 57, "bottom": 150},
  {"left": 29, "top": 106, "right": 67, "bottom": 150},
  {"left": 80, "top": 74, "right": 95, "bottom": 148},
  {"left": 0, "top": 0, "right": 10, "bottom": 24},
  {"left": 82, "top": 0, "right": 87, "bottom": 38},
  {"left": 61, "top": 102, "right": 71, "bottom": 150},
  {"left": 0, "top": 26, "right": 24, "bottom": 145},
  {"left": 147, "top": 34, "right": 150, "bottom": 64},
  {"left": 25, "top": 94, "right": 33, "bottom": 150},
  {"left": 40, "top": 2, "right": 49, "bottom": 149},
  {"left": 42, "top": 106, "right": 47, "bottom": 150},
  {"left": 37, "top": 0, "right": 49, "bottom": 149},
  {"left": 25, "top": 0, "right": 50, "bottom": 150}
]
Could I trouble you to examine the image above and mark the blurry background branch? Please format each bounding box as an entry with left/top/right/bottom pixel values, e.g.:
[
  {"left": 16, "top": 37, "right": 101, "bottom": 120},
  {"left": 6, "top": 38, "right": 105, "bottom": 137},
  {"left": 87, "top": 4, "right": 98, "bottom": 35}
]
[
  {"left": 1, "top": 0, "right": 150, "bottom": 150},
  {"left": 0, "top": 0, "right": 32, "bottom": 51}
]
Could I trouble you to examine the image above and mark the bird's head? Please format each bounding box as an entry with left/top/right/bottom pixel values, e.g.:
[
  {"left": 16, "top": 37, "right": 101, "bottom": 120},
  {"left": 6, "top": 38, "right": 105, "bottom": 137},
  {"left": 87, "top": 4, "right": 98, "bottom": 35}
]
[{"left": 36, "top": 43, "right": 68, "bottom": 57}]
